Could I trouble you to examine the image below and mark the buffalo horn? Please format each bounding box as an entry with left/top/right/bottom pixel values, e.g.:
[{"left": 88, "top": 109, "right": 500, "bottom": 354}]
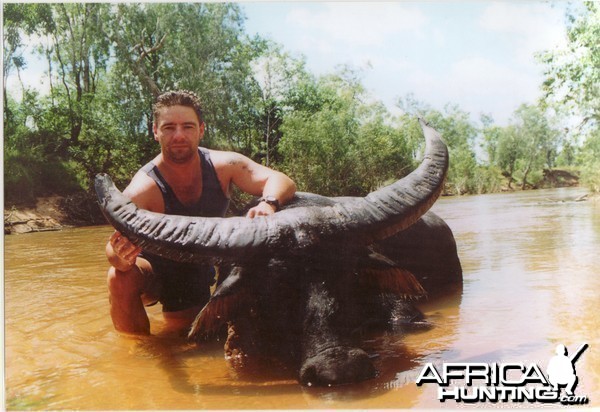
[{"left": 95, "top": 119, "right": 448, "bottom": 263}]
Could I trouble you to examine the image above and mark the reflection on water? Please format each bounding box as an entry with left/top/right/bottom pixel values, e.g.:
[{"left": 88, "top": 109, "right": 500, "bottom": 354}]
[{"left": 4, "top": 188, "right": 599, "bottom": 409}]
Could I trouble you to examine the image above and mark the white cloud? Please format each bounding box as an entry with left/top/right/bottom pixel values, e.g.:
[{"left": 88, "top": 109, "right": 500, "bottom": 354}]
[
  {"left": 246, "top": 2, "right": 569, "bottom": 126},
  {"left": 287, "top": 3, "right": 428, "bottom": 48},
  {"left": 431, "top": 27, "right": 447, "bottom": 48},
  {"left": 405, "top": 56, "right": 539, "bottom": 123},
  {"left": 293, "top": 33, "right": 335, "bottom": 56},
  {"left": 283, "top": 3, "right": 429, "bottom": 78},
  {"left": 366, "top": 54, "right": 410, "bottom": 72},
  {"left": 479, "top": 2, "right": 566, "bottom": 65},
  {"left": 448, "top": 57, "right": 535, "bottom": 98}
]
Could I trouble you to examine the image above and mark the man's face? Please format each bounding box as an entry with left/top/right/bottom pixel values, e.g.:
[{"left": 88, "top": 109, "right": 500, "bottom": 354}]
[{"left": 153, "top": 105, "right": 204, "bottom": 164}]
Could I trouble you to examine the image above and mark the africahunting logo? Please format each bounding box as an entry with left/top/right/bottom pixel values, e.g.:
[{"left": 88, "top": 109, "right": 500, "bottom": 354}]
[{"left": 416, "top": 343, "right": 589, "bottom": 405}]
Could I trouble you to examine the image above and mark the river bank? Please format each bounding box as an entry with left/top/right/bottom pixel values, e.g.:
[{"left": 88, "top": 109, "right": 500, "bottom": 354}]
[{"left": 4, "top": 193, "right": 105, "bottom": 235}]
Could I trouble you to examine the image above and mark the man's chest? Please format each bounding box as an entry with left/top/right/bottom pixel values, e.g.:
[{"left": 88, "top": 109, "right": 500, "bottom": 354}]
[{"left": 169, "top": 180, "right": 203, "bottom": 208}]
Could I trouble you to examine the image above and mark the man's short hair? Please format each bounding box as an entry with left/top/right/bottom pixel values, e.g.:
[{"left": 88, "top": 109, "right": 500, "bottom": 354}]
[{"left": 153, "top": 90, "right": 204, "bottom": 124}]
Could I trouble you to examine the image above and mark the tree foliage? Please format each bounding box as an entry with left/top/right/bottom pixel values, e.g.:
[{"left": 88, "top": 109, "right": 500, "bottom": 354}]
[
  {"left": 3, "top": 2, "right": 598, "bottom": 207},
  {"left": 539, "top": 1, "right": 599, "bottom": 192},
  {"left": 539, "top": 2, "right": 599, "bottom": 125},
  {"left": 279, "top": 70, "right": 416, "bottom": 196}
]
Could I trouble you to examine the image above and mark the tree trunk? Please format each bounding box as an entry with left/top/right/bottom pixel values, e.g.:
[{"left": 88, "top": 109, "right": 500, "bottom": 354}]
[{"left": 521, "top": 157, "right": 535, "bottom": 190}]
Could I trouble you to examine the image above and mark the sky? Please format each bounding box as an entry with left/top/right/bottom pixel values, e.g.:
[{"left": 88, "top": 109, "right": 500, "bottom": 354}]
[
  {"left": 241, "top": 1, "right": 570, "bottom": 125},
  {"left": 5, "top": 1, "right": 571, "bottom": 127}
]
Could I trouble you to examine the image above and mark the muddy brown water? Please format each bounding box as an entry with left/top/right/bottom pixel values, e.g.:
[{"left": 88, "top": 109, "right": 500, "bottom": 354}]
[{"left": 4, "top": 187, "right": 599, "bottom": 409}]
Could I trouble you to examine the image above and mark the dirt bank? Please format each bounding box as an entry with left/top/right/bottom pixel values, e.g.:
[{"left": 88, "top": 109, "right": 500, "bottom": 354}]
[
  {"left": 4, "top": 193, "right": 104, "bottom": 235},
  {"left": 4, "top": 196, "right": 67, "bottom": 234}
]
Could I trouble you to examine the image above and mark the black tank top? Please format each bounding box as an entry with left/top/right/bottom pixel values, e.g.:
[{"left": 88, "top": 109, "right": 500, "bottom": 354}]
[
  {"left": 139, "top": 148, "right": 230, "bottom": 312},
  {"left": 141, "top": 147, "right": 230, "bottom": 217}
]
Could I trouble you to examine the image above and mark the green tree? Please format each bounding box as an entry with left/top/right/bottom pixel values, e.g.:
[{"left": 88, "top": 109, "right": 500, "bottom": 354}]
[
  {"left": 556, "top": 139, "right": 577, "bottom": 167},
  {"left": 399, "top": 97, "right": 479, "bottom": 195},
  {"left": 495, "top": 125, "right": 522, "bottom": 189},
  {"left": 251, "top": 43, "right": 310, "bottom": 165},
  {"left": 353, "top": 105, "right": 418, "bottom": 194},
  {"left": 279, "top": 69, "right": 415, "bottom": 196},
  {"left": 3, "top": 4, "right": 108, "bottom": 202},
  {"left": 153, "top": 2, "right": 264, "bottom": 150},
  {"left": 539, "top": 2, "right": 599, "bottom": 192},
  {"left": 107, "top": 3, "right": 264, "bottom": 151},
  {"left": 279, "top": 72, "right": 361, "bottom": 195},
  {"left": 38, "top": 3, "right": 111, "bottom": 156},
  {"left": 480, "top": 113, "right": 502, "bottom": 165},
  {"left": 3, "top": 4, "right": 50, "bottom": 114},
  {"left": 578, "top": 128, "right": 600, "bottom": 192},
  {"left": 425, "top": 105, "right": 478, "bottom": 195},
  {"left": 539, "top": 2, "right": 599, "bottom": 126},
  {"left": 4, "top": 3, "right": 267, "bottom": 201},
  {"left": 511, "top": 104, "right": 560, "bottom": 189}
]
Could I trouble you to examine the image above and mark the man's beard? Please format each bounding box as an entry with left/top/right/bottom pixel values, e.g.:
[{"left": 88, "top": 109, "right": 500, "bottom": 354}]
[{"left": 166, "top": 144, "right": 196, "bottom": 164}]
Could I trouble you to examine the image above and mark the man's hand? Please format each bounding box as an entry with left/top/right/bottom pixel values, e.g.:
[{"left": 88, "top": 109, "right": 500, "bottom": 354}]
[
  {"left": 246, "top": 201, "right": 277, "bottom": 218},
  {"left": 107, "top": 231, "right": 142, "bottom": 271}
]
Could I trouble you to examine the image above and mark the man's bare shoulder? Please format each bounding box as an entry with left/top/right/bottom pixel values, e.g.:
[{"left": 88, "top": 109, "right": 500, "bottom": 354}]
[
  {"left": 206, "top": 148, "right": 248, "bottom": 167},
  {"left": 206, "top": 149, "right": 253, "bottom": 183},
  {"left": 123, "top": 169, "right": 164, "bottom": 212}
]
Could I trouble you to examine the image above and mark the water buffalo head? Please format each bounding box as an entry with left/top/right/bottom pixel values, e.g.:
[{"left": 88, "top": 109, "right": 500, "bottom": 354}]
[{"left": 95, "top": 119, "right": 460, "bottom": 386}]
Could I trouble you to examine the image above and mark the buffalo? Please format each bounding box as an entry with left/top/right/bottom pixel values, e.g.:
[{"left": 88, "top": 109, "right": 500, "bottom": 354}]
[{"left": 95, "top": 119, "right": 462, "bottom": 386}]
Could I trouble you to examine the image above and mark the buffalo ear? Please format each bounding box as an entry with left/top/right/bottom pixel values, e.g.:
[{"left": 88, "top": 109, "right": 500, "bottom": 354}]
[
  {"left": 357, "top": 251, "right": 427, "bottom": 299},
  {"left": 188, "top": 266, "right": 252, "bottom": 341},
  {"left": 188, "top": 290, "right": 253, "bottom": 342}
]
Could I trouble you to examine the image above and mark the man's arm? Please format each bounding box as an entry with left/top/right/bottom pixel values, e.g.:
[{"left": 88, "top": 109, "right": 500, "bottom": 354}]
[{"left": 218, "top": 151, "right": 296, "bottom": 217}]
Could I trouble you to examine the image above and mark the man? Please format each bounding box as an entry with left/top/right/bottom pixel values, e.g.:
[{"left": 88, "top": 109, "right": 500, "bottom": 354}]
[
  {"left": 547, "top": 344, "right": 583, "bottom": 395},
  {"left": 105, "top": 90, "right": 296, "bottom": 335}
]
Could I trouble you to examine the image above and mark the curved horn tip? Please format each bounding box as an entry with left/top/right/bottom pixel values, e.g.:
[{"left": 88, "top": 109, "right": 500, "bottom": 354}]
[
  {"left": 418, "top": 118, "right": 448, "bottom": 149},
  {"left": 95, "top": 173, "right": 110, "bottom": 184},
  {"left": 95, "top": 173, "right": 116, "bottom": 203}
]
